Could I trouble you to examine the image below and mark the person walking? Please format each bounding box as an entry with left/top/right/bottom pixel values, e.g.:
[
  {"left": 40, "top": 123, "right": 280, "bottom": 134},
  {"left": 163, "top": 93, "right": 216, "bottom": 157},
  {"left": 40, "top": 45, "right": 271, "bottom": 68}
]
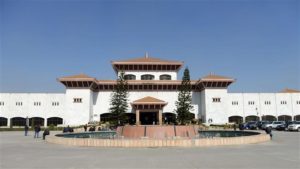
[
  {"left": 84, "top": 124, "right": 87, "bottom": 132},
  {"left": 24, "top": 125, "right": 29, "bottom": 136},
  {"left": 265, "top": 127, "right": 273, "bottom": 139},
  {"left": 43, "top": 128, "right": 50, "bottom": 140}
]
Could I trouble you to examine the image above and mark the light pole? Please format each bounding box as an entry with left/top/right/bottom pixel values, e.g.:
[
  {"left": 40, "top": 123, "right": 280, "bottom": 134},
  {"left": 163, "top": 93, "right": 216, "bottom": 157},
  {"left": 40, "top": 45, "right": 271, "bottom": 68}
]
[{"left": 255, "top": 107, "right": 259, "bottom": 121}]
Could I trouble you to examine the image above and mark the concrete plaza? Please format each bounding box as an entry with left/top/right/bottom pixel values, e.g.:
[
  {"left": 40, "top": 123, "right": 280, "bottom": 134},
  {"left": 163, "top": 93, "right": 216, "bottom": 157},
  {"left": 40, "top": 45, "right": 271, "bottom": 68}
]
[{"left": 0, "top": 131, "right": 299, "bottom": 169}]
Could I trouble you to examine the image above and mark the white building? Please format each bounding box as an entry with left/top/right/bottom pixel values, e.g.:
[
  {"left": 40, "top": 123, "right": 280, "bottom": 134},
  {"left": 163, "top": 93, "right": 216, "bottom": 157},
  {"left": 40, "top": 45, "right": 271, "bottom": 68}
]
[{"left": 1, "top": 55, "right": 300, "bottom": 127}]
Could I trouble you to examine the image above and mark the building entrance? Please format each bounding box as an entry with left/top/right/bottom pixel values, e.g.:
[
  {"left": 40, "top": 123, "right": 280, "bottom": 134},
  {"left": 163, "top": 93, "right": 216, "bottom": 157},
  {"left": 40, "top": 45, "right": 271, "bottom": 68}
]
[{"left": 140, "top": 112, "right": 157, "bottom": 125}]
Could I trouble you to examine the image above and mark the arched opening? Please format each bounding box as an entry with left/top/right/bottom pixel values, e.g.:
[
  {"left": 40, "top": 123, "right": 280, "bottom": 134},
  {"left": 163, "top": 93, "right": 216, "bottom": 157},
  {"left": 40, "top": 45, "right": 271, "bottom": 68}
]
[
  {"left": 29, "top": 117, "right": 44, "bottom": 126},
  {"left": 100, "top": 113, "right": 114, "bottom": 123},
  {"left": 124, "top": 74, "right": 136, "bottom": 80},
  {"left": 0, "top": 117, "right": 8, "bottom": 126},
  {"left": 163, "top": 112, "right": 176, "bottom": 124},
  {"left": 47, "top": 117, "right": 63, "bottom": 126},
  {"left": 245, "top": 115, "right": 259, "bottom": 122},
  {"left": 294, "top": 115, "right": 300, "bottom": 121},
  {"left": 141, "top": 74, "right": 154, "bottom": 80},
  {"left": 262, "top": 115, "right": 277, "bottom": 121},
  {"left": 11, "top": 117, "right": 26, "bottom": 126},
  {"left": 228, "top": 116, "right": 243, "bottom": 124},
  {"left": 278, "top": 115, "right": 292, "bottom": 121},
  {"left": 159, "top": 74, "right": 171, "bottom": 80},
  {"left": 123, "top": 113, "right": 136, "bottom": 125}
]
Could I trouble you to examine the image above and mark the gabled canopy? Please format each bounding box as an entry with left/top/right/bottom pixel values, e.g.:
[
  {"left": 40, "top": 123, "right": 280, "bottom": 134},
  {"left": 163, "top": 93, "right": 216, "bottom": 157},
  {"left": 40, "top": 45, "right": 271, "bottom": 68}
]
[{"left": 132, "top": 96, "right": 167, "bottom": 105}]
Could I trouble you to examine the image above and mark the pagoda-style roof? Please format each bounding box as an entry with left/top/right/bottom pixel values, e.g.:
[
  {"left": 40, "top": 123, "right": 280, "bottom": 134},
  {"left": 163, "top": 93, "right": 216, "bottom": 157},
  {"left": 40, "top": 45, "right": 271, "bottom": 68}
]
[
  {"left": 201, "top": 74, "right": 235, "bottom": 81},
  {"left": 111, "top": 55, "right": 183, "bottom": 72},
  {"left": 58, "top": 73, "right": 235, "bottom": 92},
  {"left": 57, "top": 73, "right": 97, "bottom": 90},
  {"left": 132, "top": 96, "right": 167, "bottom": 105},
  {"left": 196, "top": 74, "right": 235, "bottom": 89},
  {"left": 58, "top": 73, "right": 95, "bottom": 81},
  {"left": 279, "top": 88, "right": 300, "bottom": 93}
]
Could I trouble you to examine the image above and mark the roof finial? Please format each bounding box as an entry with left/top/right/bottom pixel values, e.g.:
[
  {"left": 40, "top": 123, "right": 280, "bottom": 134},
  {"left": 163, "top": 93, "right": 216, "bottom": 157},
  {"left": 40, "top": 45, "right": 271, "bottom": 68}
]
[{"left": 145, "top": 52, "right": 149, "bottom": 58}]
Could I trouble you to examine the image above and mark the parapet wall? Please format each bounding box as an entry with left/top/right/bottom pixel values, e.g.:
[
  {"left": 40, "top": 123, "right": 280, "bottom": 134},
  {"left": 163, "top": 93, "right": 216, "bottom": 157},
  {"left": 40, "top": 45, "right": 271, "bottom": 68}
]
[{"left": 46, "top": 133, "right": 270, "bottom": 147}]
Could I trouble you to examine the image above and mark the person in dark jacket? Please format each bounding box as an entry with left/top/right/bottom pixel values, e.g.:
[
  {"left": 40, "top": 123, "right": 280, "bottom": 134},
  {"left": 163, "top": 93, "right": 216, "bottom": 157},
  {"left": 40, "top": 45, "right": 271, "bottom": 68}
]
[
  {"left": 34, "top": 125, "right": 41, "bottom": 138},
  {"left": 24, "top": 125, "right": 29, "bottom": 136},
  {"left": 265, "top": 127, "right": 273, "bottom": 139},
  {"left": 239, "top": 123, "right": 244, "bottom": 130},
  {"left": 43, "top": 128, "right": 50, "bottom": 140},
  {"left": 84, "top": 124, "right": 87, "bottom": 132}
]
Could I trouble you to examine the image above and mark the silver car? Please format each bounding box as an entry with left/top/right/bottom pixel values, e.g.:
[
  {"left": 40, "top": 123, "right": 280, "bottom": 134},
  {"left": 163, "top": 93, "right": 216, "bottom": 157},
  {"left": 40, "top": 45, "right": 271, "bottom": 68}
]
[{"left": 288, "top": 121, "right": 300, "bottom": 131}]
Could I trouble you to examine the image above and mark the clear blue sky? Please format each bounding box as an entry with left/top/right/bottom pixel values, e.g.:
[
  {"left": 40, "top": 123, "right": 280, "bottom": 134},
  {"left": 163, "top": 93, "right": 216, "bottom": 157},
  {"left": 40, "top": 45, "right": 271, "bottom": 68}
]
[{"left": 0, "top": 0, "right": 299, "bottom": 93}]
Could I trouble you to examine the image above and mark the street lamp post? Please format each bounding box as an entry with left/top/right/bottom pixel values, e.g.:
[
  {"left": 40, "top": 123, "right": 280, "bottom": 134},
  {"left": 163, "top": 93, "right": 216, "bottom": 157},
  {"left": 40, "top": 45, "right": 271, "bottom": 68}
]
[{"left": 255, "top": 107, "right": 259, "bottom": 121}]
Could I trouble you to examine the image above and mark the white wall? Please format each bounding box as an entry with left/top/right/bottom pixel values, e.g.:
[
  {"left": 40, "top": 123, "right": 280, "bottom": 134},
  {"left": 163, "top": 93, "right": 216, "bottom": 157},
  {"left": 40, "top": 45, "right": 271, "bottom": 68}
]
[
  {"left": 0, "top": 93, "right": 65, "bottom": 126},
  {"left": 1, "top": 90, "right": 300, "bottom": 126},
  {"left": 226, "top": 93, "right": 300, "bottom": 121},
  {"left": 93, "top": 91, "right": 200, "bottom": 121},
  {"left": 203, "top": 89, "right": 228, "bottom": 124},
  {"left": 64, "top": 89, "right": 93, "bottom": 126}
]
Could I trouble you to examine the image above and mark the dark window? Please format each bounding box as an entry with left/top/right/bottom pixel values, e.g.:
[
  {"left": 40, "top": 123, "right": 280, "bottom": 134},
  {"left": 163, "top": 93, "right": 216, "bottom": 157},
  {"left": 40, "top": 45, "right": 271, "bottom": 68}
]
[
  {"left": 141, "top": 74, "right": 154, "bottom": 80},
  {"left": 212, "top": 98, "right": 221, "bottom": 102},
  {"left": 73, "top": 98, "right": 82, "bottom": 103},
  {"left": 124, "top": 74, "right": 136, "bottom": 80},
  {"left": 159, "top": 74, "right": 171, "bottom": 80}
]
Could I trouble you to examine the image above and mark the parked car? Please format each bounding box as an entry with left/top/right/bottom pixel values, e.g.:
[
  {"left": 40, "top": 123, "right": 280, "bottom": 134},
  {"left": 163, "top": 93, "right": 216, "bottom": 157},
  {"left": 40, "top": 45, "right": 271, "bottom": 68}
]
[
  {"left": 246, "top": 121, "right": 259, "bottom": 130},
  {"left": 288, "top": 121, "right": 300, "bottom": 132},
  {"left": 275, "top": 124, "right": 286, "bottom": 131},
  {"left": 258, "top": 121, "right": 270, "bottom": 129},
  {"left": 261, "top": 121, "right": 273, "bottom": 130},
  {"left": 265, "top": 121, "right": 286, "bottom": 129}
]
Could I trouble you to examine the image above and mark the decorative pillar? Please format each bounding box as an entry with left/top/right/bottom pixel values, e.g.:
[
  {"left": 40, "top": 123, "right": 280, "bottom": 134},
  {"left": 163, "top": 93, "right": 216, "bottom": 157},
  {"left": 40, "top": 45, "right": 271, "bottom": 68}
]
[
  {"left": 7, "top": 118, "right": 11, "bottom": 128},
  {"left": 136, "top": 109, "right": 140, "bottom": 125},
  {"left": 158, "top": 109, "right": 163, "bottom": 125}
]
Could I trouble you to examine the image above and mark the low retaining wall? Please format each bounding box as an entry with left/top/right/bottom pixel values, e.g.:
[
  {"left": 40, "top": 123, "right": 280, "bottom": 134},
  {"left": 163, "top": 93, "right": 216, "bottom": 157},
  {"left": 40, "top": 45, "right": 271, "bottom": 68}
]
[{"left": 46, "top": 133, "right": 270, "bottom": 147}]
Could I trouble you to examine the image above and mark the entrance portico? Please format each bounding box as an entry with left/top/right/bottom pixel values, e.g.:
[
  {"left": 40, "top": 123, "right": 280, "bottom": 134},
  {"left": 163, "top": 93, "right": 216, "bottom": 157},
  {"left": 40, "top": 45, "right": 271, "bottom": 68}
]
[{"left": 131, "top": 96, "right": 167, "bottom": 125}]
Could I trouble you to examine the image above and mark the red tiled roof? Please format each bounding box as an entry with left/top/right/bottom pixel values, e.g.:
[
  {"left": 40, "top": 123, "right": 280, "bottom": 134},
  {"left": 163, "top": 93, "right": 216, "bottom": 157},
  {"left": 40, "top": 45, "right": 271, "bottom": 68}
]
[
  {"left": 58, "top": 74, "right": 95, "bottom": 81},
  {"left": 112, "top": 56, "right": 183, "bottom": 65},
  {"left": 132, "top": 96, "right": 167, "bottom": 104},
  {"left": 280, "top": 88, "right": 300, "bottom": 93},
  {"left": 201, "top": 74, "right": 234, "bottom": 81}
]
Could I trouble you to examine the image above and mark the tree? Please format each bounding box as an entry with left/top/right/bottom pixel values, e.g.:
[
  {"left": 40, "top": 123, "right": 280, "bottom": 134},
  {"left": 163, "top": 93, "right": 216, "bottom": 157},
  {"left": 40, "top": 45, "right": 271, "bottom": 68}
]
[
  {"left": 109, "top": 71, "right": 129, "bottom": 126},
  {"left": 175, "top": 67, "right": 194, "bottom": 125}
]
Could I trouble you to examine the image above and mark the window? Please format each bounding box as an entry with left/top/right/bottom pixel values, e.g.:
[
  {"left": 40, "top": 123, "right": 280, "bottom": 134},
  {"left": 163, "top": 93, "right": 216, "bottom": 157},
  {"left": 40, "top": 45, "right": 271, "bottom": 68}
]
[
  {"left": 159, "top": 74, "right": 171, "bottom": 80},
  {"left": 264, "top": 101, "right": 271, "bottom": 105},
  {"left": 73, "top": 98, "right": 82, "bottom": 103},
  {"left": 141, "top": 74, "right": 154, "bottom": 80},
  {"left": 280, "top": 101, "right": 287, "bottom": 105},
  {"left": 124, "top": 74, "right": 136, "bottom": 80},
  {"left": 16, "top": 102, "right": 22, "bottom": 106},
  {"left": 232, "top": 101, "right": 238, "bottom": 105},
  {"left": 52, "top": 102, "right": 59, "bottom": 106},
  {"left": 34, "top": 102, "right": 41, "bottom": 106},
  {"left": 248, "top": 101, "right": 255, "bottom": 105},
  {"left": 212, "top": 98, "right": 221, "bottom": 102},
  {"left": 0, "top": 102, "right": 4, "bottom": 106},
  {"left": 297, "top": 101, "right": 300, "bottom": 105}
]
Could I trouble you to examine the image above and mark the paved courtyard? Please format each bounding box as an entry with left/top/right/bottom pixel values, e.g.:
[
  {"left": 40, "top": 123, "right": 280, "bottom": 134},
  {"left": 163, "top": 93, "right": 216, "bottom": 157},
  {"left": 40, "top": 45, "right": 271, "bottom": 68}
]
[{"left": 0, "top": 131, "right": 299, "bottom": 169}]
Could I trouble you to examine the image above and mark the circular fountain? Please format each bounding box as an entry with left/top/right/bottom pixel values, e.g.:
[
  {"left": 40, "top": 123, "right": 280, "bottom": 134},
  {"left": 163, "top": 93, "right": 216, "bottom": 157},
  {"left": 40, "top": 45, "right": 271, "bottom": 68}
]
[{"left": 46, "top": 125, "right": 270, "bottom": 147}]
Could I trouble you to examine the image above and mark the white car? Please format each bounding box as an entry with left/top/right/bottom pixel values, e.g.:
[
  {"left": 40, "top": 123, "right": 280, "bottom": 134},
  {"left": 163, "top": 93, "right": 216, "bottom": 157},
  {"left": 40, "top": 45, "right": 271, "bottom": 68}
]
[
  {"left": 265, "top": 121, "right": 285, "bottom": 129},
  {"left": 288, "top": 121, "right": 300, "bottom": 131}
]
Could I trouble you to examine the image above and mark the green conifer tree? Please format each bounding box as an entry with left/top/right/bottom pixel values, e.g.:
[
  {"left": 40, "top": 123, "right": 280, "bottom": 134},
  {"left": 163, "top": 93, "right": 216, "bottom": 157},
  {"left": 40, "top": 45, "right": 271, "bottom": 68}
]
[
  {"left": 175, "top": 67, "right": 194, "bottom": 125},
  {"left": 109, "top": 71, "right": 129, "bottom": 126}
]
